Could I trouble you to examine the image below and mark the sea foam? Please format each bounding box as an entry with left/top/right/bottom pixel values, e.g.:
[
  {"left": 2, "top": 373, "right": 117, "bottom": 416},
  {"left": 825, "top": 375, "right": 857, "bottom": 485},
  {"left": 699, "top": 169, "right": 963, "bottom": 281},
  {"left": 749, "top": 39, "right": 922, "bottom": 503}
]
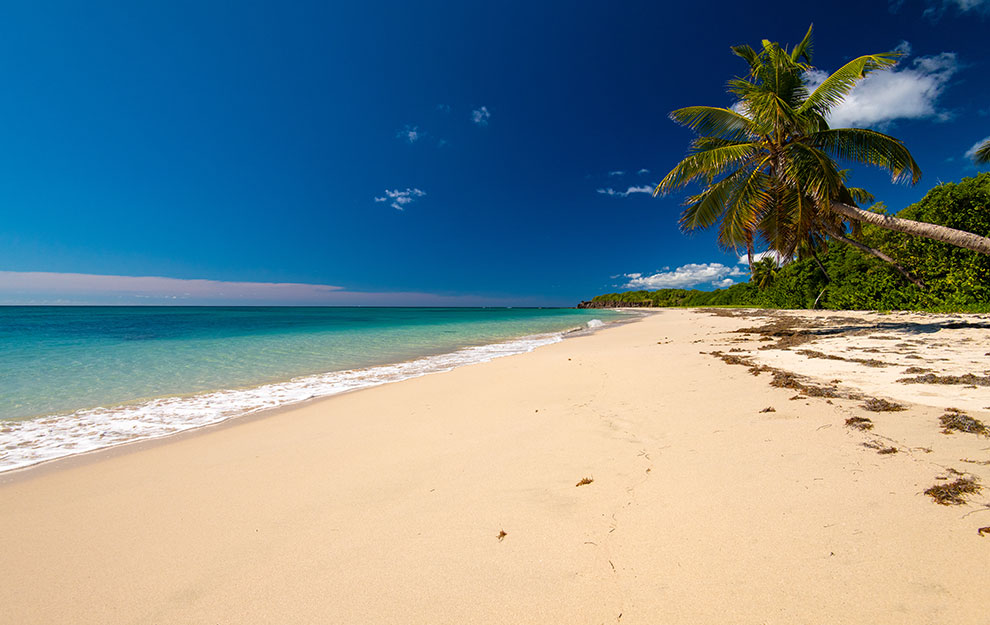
[{"left": 0, "top": 332, "right": 566, "bottom": 473}]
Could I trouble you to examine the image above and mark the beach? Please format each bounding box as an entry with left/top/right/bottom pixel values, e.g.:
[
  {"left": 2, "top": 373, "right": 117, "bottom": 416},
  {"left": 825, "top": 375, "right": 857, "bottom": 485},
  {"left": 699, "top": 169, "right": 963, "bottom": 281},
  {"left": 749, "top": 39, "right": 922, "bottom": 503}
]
[{"left": 2, "top": 308, "right": 988, "bottom": 624}]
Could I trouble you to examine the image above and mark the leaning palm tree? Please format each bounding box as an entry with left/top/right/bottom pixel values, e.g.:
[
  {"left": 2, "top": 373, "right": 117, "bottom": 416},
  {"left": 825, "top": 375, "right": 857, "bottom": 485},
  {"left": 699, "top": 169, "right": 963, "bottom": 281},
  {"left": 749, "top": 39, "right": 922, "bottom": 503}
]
[
  {"left": 974, "top": 138, "right": 990, "bottom": 165},
  {"left": 655, "top": 26, "right": 990, "bottom": 273}
]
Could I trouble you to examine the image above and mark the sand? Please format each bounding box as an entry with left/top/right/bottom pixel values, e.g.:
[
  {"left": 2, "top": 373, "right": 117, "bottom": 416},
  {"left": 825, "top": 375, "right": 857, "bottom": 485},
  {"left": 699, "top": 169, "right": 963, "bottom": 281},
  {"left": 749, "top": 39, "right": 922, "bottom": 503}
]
[{"left": 1, "top": 308, "right": 988, "bottom": 624}]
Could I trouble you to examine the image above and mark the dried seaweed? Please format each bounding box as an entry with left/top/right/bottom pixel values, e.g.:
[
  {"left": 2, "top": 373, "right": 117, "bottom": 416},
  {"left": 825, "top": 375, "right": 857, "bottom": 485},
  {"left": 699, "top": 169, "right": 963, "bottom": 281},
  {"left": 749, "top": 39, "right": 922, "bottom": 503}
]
[
  {"left": 939, "top": 410, "right": 987, "bottom": 436},
  {"left": 898, "top": 373, "right": 990, "bottom": 386},
  {"left": 736, "top": 317, "right": 819, "bottom": 349},
  {"left": 706, "top": 350, "right": 839, "bottom": 399},
  {"left": 863, "top": 440, "right": 898, "bottom": 454},
  {"left": 797, "top": 350, "right": 890, "bottom": 367},
  {"left": 924, "top": 477, "right": 981, "bottom": 505},
  {"left": 862, "top": 398, "right": 906, "bottom": 412},
  {"left": 845, "top": 417, "right": 874, "bottom": 431},
  {"left": 576, "top": 477, "right": 593, "bottom": 487}
]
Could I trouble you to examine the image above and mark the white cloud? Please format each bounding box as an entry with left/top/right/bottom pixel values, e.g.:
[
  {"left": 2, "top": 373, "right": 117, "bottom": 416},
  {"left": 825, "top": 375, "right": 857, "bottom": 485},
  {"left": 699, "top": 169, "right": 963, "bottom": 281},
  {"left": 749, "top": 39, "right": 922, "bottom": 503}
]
[
  {"left": 964, "top": 136, "right": 990, "bottom": 161},
  {"left": 397, "top": 125, "right": 422, "bottom": 143},
  {"left": 471, "top": 106, "right": 491, "bottom": 126},
  {"left": 623, "top": 263, "right": 746, "bottom": 289},
  {"left": 597, "top": 185, "right": 654, "bottom": 198},
  {"left": 803, "top": 49, "right": 959, "bottom": 128},
  {"left": 637, "top": 168, "right": 650, "bottom": 175},
  {"left": 374, "top": 188, "right": 426, "bottom": 210},
  {"left": 608, "top": 170, "right": 625, "bottom": 176},
  {"left": 737, "top": 251, "right": 786, "bottom": 266},
  {"left": 436, "top": 104, "right": 451, "bottom": 113}
]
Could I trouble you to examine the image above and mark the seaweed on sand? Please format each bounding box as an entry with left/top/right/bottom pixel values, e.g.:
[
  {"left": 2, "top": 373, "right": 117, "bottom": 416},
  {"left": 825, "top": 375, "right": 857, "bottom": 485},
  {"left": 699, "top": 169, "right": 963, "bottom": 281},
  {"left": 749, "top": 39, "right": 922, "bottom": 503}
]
[
  {"left": 797, "top": 350, "right": 890, "bottom": 367},
  {"left": 862, "top": 440, "right": 898, "bottom": 454},
  {"left": 737, "top": 317, "right": 818, "bottom": 350},
  {"left": 862, "top": 398, "right": 906, "bottom": 412},
  {"left": 845, "top": 417, "right": 874, "bottom": 431},
  {"left": 770, "top": 370, "right": 838, "bottom": 397},
  {"left": 924, "top": 477, "right": 981, "bottom": 505},
  {"left": 706, "top": 351, "right": 839, "bottom": 396},
  {"left": 939, "top": 410, "right": 987, "bottom": 436},
  {"left": 898, "top": 373, "right": 990, "bottom": 386}
]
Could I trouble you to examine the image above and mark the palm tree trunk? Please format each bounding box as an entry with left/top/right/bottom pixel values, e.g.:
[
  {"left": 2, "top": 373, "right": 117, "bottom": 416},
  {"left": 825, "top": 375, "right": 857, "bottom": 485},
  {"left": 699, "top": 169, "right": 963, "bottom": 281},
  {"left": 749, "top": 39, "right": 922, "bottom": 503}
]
[
  {"left": 745, "top": 233, "right": 754, "bottom": 276},
  {"left": 822, "top": 225, "right": 925, "bottom": 288},
  {"left": 830, "top": 202, "right": 990, "bottom": 255},
  {"left": 808, "top": 246, "right": 830, "bottom": 282}
]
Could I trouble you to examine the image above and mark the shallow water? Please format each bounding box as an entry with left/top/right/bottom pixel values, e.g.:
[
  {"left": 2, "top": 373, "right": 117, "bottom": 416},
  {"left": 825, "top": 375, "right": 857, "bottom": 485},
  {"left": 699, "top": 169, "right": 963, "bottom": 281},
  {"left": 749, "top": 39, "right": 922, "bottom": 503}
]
[{"left": 0, "top": 306, "right": 625, "bottom": 471}]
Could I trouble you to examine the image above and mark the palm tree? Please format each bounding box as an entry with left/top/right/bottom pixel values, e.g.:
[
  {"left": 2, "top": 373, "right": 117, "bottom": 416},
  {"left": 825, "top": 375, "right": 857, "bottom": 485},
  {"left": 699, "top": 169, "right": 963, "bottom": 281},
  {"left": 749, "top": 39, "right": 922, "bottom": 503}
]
[
  {"left": 655, "top": 26, "right": 990, "bottom": 272},
  {"left": 974, "top": 138, "right": 990, "bottom": 165},
  {"left": 749, "top": 257, "right": 779, "bottom": 290}
]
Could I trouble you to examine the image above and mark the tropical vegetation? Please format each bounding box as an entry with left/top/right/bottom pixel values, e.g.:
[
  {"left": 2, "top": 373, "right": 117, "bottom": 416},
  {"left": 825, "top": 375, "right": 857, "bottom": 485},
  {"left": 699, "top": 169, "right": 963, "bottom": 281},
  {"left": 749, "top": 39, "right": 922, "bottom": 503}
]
[
  {"left": 654, "top": 25, "right": 990, "bottom": 276},
  {"left": 587, "top": 173, "right": 990, "bottom": 312}
]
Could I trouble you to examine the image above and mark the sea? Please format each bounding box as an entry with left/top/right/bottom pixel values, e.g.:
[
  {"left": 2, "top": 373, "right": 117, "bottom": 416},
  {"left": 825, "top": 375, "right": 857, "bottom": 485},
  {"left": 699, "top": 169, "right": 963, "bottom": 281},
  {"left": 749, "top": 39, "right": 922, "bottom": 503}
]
[{"left": 0, "top": 306, "right": 628, "bottom": 472}]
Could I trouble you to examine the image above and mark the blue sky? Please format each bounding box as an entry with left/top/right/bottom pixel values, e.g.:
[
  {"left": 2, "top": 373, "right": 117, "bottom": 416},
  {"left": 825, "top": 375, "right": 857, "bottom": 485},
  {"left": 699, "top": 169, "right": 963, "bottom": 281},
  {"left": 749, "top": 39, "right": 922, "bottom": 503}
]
[{"left": 0, "top": 0, "right": 988, "bottom": 305}]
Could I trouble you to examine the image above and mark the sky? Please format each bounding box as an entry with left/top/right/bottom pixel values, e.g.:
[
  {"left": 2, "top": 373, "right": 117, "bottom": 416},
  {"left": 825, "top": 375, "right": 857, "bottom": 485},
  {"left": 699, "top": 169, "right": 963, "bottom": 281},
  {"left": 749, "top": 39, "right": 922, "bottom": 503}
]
[{"left": 0, "top": 0, "right": 988, "bottom": 306}]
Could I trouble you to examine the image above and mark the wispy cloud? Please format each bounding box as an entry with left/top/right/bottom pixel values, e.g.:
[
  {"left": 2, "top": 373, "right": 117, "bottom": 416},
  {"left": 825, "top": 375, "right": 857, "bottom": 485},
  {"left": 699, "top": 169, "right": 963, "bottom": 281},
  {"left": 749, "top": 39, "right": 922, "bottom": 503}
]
[
  {"left": 803, "top": 47, "right": 959, "bottom": 128},
  {"left": 0, "top": 271, "right": 535, "bottom": 306},
  {"left": 597, "top": 185, "right": 654, "bottom": 198},
  {"left": 471, "top": 106, "right": 491, "bottom": 126},
  {"left": 637, "top": 168, "right": 650, "bottom": 175},
  {"left": 397, "top": 125, "right": 423, "bottom": 143},
  {"left": 436, "top": 104, "right": 451, "bottom": 113},
  {"left": 923, "top": 0, "right": 990, "bottom": 18},
  {"left": 622, "top": 263, "right": 746, "bottom": 289},
  {"left": 964, "top": 136, "right": 990, "bottom": 163},
  {"left": 608, "top": 170, "right": 625, "bottom": 176},
  {"left": 374, "top": 188, "right": 426, "bottom": 210}
]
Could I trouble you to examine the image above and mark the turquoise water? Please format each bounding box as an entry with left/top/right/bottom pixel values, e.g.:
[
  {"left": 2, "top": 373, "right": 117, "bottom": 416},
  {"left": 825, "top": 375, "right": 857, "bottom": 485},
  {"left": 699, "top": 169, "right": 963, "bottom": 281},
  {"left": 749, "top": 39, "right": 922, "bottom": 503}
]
[{"left": 0, "top": 306, "right": 625, "bottom": 471}]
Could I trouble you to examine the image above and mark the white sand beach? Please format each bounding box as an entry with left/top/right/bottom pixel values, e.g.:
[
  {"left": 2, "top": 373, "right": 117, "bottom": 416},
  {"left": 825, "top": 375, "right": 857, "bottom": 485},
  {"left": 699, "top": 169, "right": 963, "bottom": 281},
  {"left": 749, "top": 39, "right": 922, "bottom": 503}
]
[{"left": 2, "top": 309, "right": 988, "bottom": 624}]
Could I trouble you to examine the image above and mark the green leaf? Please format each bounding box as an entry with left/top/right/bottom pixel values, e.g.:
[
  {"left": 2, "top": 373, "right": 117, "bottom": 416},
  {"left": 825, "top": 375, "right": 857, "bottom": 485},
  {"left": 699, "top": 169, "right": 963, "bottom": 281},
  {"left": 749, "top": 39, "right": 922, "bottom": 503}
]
[{"left": 799, "top": 53, "right": 900, "bottom": 116}]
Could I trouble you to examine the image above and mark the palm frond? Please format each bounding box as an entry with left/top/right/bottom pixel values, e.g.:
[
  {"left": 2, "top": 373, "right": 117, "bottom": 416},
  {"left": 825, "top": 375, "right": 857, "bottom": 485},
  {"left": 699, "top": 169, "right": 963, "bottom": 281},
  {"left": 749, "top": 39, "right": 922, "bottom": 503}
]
[
  {"left": 843, "top": 186, "right": 875, "bottom": 206},
  {"left": 655, "top": 142, "right": 760, "bottom": 195},
  {"left": 717, "top": 167, "right": 772, "bottom": 249},
  {"left": 798, "top": 53, "right": 900, "bottom": 116},
  {"left": 779, "top": 142, "right": 845, "bottom": 206},
  {"left": 974, "top": 138, "right": 990, "bottom": 165},
  {"left": 679, "top": 168, "right": 748, "bottom": 231},
  {"left": 668, "top": 106, "right": 759, "bottom": 140},
  {"left": 812, "top": 128, "right": 921, "bottom": 184},
  {"left": 730, "top": 44, "right": 761, "bottom": 74},
  {"left": 790, "top": 24, "right": 814, "bottom": 64}
]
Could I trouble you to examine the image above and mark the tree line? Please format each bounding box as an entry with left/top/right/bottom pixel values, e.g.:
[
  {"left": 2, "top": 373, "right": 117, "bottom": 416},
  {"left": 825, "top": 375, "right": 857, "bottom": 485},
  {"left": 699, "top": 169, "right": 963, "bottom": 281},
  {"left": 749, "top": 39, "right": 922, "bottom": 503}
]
[{"left": 589, "top": 173, "right": 990, "bottom": 312}]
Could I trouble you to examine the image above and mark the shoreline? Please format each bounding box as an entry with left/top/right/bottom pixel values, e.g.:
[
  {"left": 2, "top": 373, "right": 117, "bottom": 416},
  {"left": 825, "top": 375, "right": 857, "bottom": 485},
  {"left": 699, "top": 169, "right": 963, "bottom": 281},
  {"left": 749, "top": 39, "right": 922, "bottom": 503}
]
[
  {"left": 2, "top": 308, "right": 987, "bottom": 623},
  {"left": 0, "top": 313, "right": 642, "bottom": 482}
]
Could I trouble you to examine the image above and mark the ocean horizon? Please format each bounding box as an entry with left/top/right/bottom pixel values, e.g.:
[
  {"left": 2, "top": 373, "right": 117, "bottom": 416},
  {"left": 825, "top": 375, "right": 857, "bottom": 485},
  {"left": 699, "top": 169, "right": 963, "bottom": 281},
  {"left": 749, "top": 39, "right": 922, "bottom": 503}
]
[{"left": 0, "top": 306, "right": 628, "bottom": 472}]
